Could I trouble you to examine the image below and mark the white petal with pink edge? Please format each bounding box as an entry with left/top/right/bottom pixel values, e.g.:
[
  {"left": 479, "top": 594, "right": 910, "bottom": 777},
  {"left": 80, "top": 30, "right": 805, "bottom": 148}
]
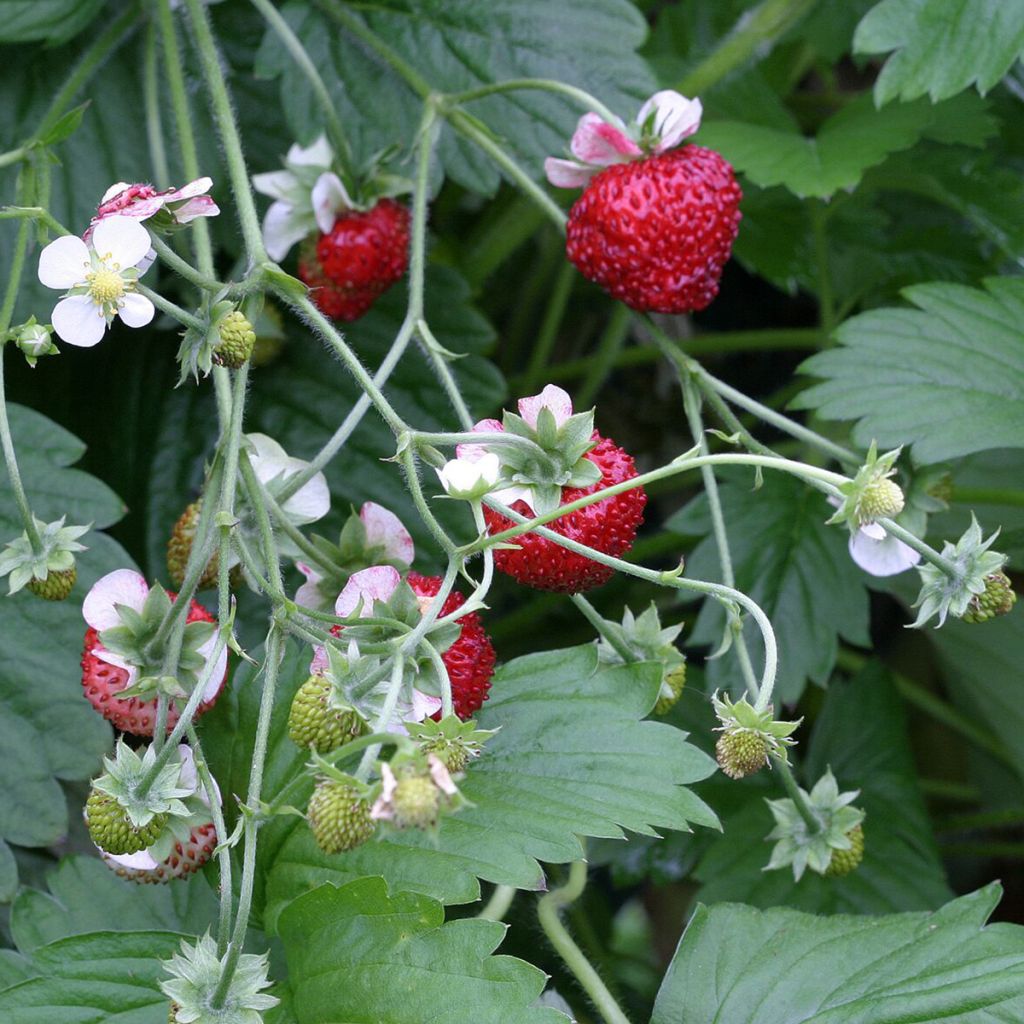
[
  {"left": 428, "top": 754, "right": 458, "bottom": 795},
  {"left": 636, "top": 91, "right": 703, "bottom": 151},
  {"left": 170, "top": 177, "right": 214, "bottom": 201},
  {"left": 294, "top": 561, "right": 324, "bottom": 608},
  {"left": 37, "top": 235, "right": 89, "bottom": 289},
  {"left": 518, "top": 384, "right": 573, "bottom": 429},
  {"left": 335, "top": 565, "right": 401, "bottom": 618},
  {"left": 117, "top": 292, "right": 155, "bottom": 328},
  {"left": 361, "top": 503, "right": 414, "bottom": 566},
  {"left": 93, "top": 648, "right": 134, "bottom": 674},
  {"left": 83, "top": 568, "right": 150, "bottom": 631},
  {"left": 174, "top": 195, "right": 220, "bottom": 223},
  {"left": 456, "top": 419, "right": 504, "bottom": 462},
  {"left": 544, "top": 157, "right": 597, "bottom": 189},
  {"left": 569, "top": 112, "right": 640, "bottom": 164},
  {"left": 51, "top": 295, "right": 107, "bottom": 347},
  {"left": 92, "top": 216, "right": 152, "bottom": 270}
]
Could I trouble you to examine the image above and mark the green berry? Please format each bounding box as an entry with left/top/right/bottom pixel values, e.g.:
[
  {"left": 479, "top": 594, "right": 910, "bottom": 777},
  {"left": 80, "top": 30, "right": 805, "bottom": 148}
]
[
  {"left": 288, "top": 674, "right": 366, "bottom": 753},
  {"left": 963, "top": 571, "right": 1017, "bottom": 624},
  {"left": 826, "top": 824, "right": 865, "bottom": 877},
  {"left": 655, "top": 662, "right": 686, "bottom": 715},
  {"left": 858, "top": 477, "right": 904, "bottom": 522},
  {"left": 167, "top": 501, "right": 218, "bottom": 590},
  {"left": 85, "top": 788, "right": 167, "bottom": 855},
  {"left": 715, "top": 729, "right": 769, "bottom": 780},
  {"left": 213, "top": 310, "right": 256, "bottom": 369},
  {"left": 26, "top": 565, "right": 76, "bottom": 601},
  {"left": 392, "top": 775, "right": 441, "bottom": 829},
  {"left": 418, "top": 737, "right": 471, "bottom": 774},
  {"left": 307, "top": 778, "right": 375, "bottom": 853}
]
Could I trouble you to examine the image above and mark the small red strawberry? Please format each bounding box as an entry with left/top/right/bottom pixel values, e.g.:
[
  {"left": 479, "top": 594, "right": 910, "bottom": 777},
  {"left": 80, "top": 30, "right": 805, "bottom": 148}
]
[
  {"left": 546, "top": 90, "right": 741, "bottom": 314},
  {"left": 81, "top": 595, "right": 227, "bottom": 736},
  {"left": 407, "top": 572, "right": 496, "bottom": 719},
  {"left": 298, "top": 199, "right": 410, "bottom": 321},
  {"left": 101, "top": 822, "right": 218, "bottom": 884}
]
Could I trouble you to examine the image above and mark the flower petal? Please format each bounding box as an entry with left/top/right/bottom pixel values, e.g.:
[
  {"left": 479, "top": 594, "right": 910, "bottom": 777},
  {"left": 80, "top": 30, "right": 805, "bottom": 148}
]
[
  {"left": 252, "top": 170, "right": 296, "bottom": 201},
  {"left": 101, "top": 181, "right": 132, "bottom": 204},
  {"left": 116, "top": 292, "right": 155, "bottom": 329},
  {"left": 428, "top": 754, "right": 458, "bottom": 795},
  {"left": 335, "top": 565, "right": 401, "bottom": 618},
  {"left": 569, "top": 112, "right": 640, "bottom": 164},
  {"left": 247, "top": 433, "right": 288, "bottom": 462},
  {"left": 199, "top": 642, "right": 229, "bottom": 703},
  {"left": 288, "top": 135, "right": 333, "bottom": 167},
  {"left": 168, "top": 177, "right": 213, "bottom": 201},
  {"left": 261, "top": 201, "right": 310, "bottom": 261},
  {"left": 456, "top": 419, "right": 504, "bottom": 462},
  {"left": 103, "top": 848, "right": 160, "bottom": 870},
  {"left": 311, "top": 172, "right": 352, "bottom": 233},
  {"left": 92, "top": 216, "right": 152, "bottom": 269},
  {"left": 544, "top": 157, "right": 597, "bottom": 189},
  {"left": 636, "top": 91, "right": 703, "bottom": 151},
  {"left": 518, "top": 384, "right": 573, "bottom": 429},
  {"left": 52, "top": 295, "right": 108, "bottom": 347},
  {"left": 361, "top": 502, "right": 414, "bottom": 566},
  {"left": 83, "top": 568, "right": 149, "bottom": 630},
  {"left": 172, "top": 195, "right": 220, "bottom": 223},
  {"left": 93, "top": 647, "right": 133, "bottom": 673},
  {"left": 493, "top": 482, "right": 535, "bottom": 512},
  {"left": 281, "top": 470, "right": 330, "bottom": 525},
  {"left": 848, "top": 528, "right": 922, "bottom": 577},
  {"left": 37, "top": 235, "right": 89, "bottom": 289}
]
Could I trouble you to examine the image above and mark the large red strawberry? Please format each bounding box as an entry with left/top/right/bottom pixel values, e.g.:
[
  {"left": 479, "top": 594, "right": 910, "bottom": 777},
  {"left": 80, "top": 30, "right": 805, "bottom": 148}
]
[
  {"left": 298, "top": 199, "right": 410, "bottom": 321},
  {"left": 81, "top": 595, "right": 227, "bottom": 736},
  {"left": 545, "top": 90, "right": 740, "bottom": 314},
  {"left": 101, "top": 822, "right": 217, "bottom": 884},
  {"left": 408, "top": 572, "right": 496, "bottom": 719}
]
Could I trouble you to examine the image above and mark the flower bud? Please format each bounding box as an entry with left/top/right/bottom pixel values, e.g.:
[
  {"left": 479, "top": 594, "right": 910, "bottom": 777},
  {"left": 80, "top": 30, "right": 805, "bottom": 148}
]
[
  {"left": 437, "top": 453, "right": 500, "bottom": 500},
  {"left": 13, "top": 318, "right": 58, "bottom": 367}
]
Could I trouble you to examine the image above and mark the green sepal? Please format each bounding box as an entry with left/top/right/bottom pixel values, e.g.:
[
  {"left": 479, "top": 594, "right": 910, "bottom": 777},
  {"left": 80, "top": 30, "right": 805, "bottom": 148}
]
[{"left": 0, "top": 516, "right": 88, "bottom": 594}]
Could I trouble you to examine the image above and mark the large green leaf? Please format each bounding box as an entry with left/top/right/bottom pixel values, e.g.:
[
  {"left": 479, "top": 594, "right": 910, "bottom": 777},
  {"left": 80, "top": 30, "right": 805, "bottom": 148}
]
[
  {"left": 200, "top": 642, "right": 717, "bottom": 928},
  {"left": 651, "top": 885, "right": 1024, "bottom": 1023},
  {"left": 0, "top": 406, "right": 133, "bottom": 854},
  {"left": 0, "top": 0, "right": 105, "bottom": 44},
  {"left": 668, "top": 472, "right": 870, "bottom": 704},
  {"left": 0, "top": 931, "right": 181, "bottom": 1022},
  {"left": 695, "top": 93, "right": 994, "bottom": 199},
  {"left": 278, "top": 877, "right": 566, "bottom": 1024},
  {"left": 854, "top": 0, "right": 1024, "bottom": 105},
  {"left": 692, "top": 663, "right": 951, "bottom": 913},
  {"left": 795, "top": 277, "right": 1024, "bottom": 465},
  {"left": 254, "top": 0, "right": 655, "bottom": 195}
]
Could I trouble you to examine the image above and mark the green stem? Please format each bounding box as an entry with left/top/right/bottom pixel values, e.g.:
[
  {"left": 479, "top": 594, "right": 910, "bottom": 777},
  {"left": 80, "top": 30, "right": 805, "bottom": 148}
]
[
  {"left": 678, "top": 0, "right": 818, "bottom": 96},
  {"left": 477, "top": 884, "right": 516, "bottom": 922},
  {"left": 876, "top": 516, "right": 962, "bottom": 579},
  {"left": 239, "top": 453, "right": 286, "bottom": 596},
  {"left": 137, "top": 283, "right": 205, "bottom": 330},
  {"left": 772, "top": 756, "right": 820, "bottom": 831},
  {"left": 444, "top": 78, "right": 621, "bottom": 125},
  {"left": 355, "top": 654, "right": 408, "bottom": 782},
  {"left": 523, "top": 261, "right": 575, "bottom": 393},
  {"left": 570, "top": 594, "right": 635, "bottom": 663},
  {"left": 400, "top": 446, "right": 458, "bottom": 555},
  {"left": 0, "top": 148, "right": 27, "bottom": 170},
  {"left": 0, "top": 207, "right": 70, "bottom": 235},
  {"left": 537, "top": 860, "right": 632, "bottom": 1024},
  {"left": 149, "top": 233, "right": 225, "bottom": 293},
  {"left": 417, "top": 320, "right": 475, "bottom": 430},
  {"left": 578, "top": 305, "right": 631, "bottom": 408},
  {"left": 143, "top": 19, "right": 171, "bottom": 190},
  {"left": 182, "top": 0, "right": 267, "bottom": 261}
]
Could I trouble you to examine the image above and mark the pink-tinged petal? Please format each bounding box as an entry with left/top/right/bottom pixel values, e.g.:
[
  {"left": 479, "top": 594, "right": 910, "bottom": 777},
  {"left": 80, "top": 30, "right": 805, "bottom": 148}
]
[
  {"left": 295, "top": 561, "right": 324, "bottom": 608},
  {"left": 518, "top": 384, "right": 573, "bottom": 428},
  {"left": 309, "top": 646, "right": 328, "bottom": 674},
  {"left": 569, "top": 112, "right": 640, "bottom": 164},
  {"left": 262, "top": 201, "right": 309, "bottom": 261},
  {"left": 84, "top": 569, "right": 149, "bottom": 630},
  {"left": 252, "top": 170, "right": 296, "bottom": 201},
  {"left": 168, "top": 177, "right": 213, "bottom": 201},
  {"left": 38, "top": 235, "right": 90, "bottom": 289},
  {"left": 410, "top": 689, "right": 442, "bottom": 722},
  {"left": 848, "top": 528, "right": 922, "bottom": 577},
  {"left": 427, "top": 754, "right": 458, "bottom": 795},
  {"left": 94, "top": 647, "right": 133, "bottom": 673},
  {"left": 172, "top": 195, "right": 220, "bottom": 223},
  {"left": 637, "top": 91, "right": 703, "bottom": 151},
  {"left": 196, "top": 633, "right": 229, "bottom": 703},
  {"left": 112, "top": 195, "right": 167, "bottom": 220},
  {"left": 370, "top": 762, "right": 399, "bottom": 819},
  {"left": 101, "top": 181, "right": 132, "bottom": 204},
  {"left": 103, "top": 847, "right": 160, "bottom": 870},
  {"left": 92, "top": 216, "right": 152, "bottom": 269},
  {"left": 361, "top": 502, "right": 414, "bottom": 566},
  {"left": 52, "top": 295, "right": 107, "bottom": 348},
  {"left": 311, "top": 172, "right": 352, "bottom": 233},
  {"left": 116, "top": 292, "right": 155, "bottom": 329},
  {"left": 288, "top": 135, "right": 333, "bottom": 167},
  {"left": 544, "top": 157, "right": 596, "bottom": 189},
  {"left": 335, "top": 565, "right": 401, "bottom": 618},
  {"left": 456, "top": 419, "right": 504, "bottom": 462}
]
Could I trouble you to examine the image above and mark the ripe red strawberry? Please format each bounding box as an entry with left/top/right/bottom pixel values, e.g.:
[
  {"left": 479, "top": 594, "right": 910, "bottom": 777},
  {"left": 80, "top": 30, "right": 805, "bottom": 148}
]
[
  {"left": 483, "top": 433, "right": 646, "bottom": 593},
  {"left": 407, "top": 572, "right": 496, "bottom": 719},
  {"left": 101, "top": 822, "right": 218, "bottom": 884},
  {"left": 81, "top": 596, "right": 227, "bottom": 736},
  {"left": 297, "top": 199, "right": 410, "bottom": 321},
  {"left": 566, "top": 146, "right": 741, "bottom": 314}
]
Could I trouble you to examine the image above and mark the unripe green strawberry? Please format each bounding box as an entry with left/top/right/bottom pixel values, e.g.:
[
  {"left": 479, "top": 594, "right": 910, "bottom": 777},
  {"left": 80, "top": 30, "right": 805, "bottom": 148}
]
[
  {"left": 655, "top": 662, "right": 686, "bottom": 715},
  {"left": 288, "top": 674, "right": 367, "bottom": 752},
  {"left": 307, "top": 778, "right": 375, "bottom": 853},
  {"left": 826, "top": 824, "right": 865, "bottom": 877},
  {"left": 26, "top": 565, "right": 76, "bottom": 601},
  {"left": 392, "top": 775, "right": 441, "bottom": 829},
  {"left": 715, "top": 729, "right": 769, "bottom": 780},
  {"left": 963, "top": 571, "right": 1017, "bottom": 623},
  {"left": 85, "top": 789, "right": 167, "bottom": 855},
  {"left": 213, "top": 310, "right": 255, "bottom": 369},
  {"left": 420, "top": 737, "right": 469, "bottom": 774},
  {"left": 859, "top": 477, "right": 904, "bottom": 522},
  {"left": 167, "top": 501, "right": 218, "bottom": 590}
]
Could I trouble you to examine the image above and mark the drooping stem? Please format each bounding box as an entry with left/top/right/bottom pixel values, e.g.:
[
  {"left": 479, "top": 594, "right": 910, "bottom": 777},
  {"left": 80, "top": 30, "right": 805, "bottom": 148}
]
[
  {"left": 570, "top": 594, "right": 636, "bottom": 663},
  {"left": 355, "top": 654, "right": 407, "bottom": 782},
  {"left": 772, "top": 756, "right": 821, "bottom": 831},
  {"left": 477, "top": 884, "right": 517, "bottom": 922}
]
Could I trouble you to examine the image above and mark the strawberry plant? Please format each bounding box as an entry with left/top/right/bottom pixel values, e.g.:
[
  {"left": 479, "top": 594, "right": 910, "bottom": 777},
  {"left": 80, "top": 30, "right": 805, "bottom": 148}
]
[{"left": 0, "top": 0, "right": 1022, "bottom": 1021}]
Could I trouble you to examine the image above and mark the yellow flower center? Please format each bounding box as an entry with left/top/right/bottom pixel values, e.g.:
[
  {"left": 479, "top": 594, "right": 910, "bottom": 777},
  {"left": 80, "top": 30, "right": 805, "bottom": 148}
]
[{"left": 86, "top": 268, "right": 125, "bottom": 304}]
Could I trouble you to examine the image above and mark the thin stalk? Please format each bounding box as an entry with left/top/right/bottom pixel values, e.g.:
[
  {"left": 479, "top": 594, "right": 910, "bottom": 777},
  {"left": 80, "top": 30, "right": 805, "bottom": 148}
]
[
  {"left": 523, "top": 261, "right": 575, "bottom": 392},
  {"left": 577, "top": 305, "right": 631, "bottom": 408},
  {"left": 149, "top": 233, "right": 226, "bottom": 292},
  {"left": 355, "top": 655, "right": 408, "bottom": 782},
  {"left": 477, "top": 884, "right": 516, "bottom": 922},
  {"left": 143, "top": 19, "right": 171, "bottom": 190},
  {"left": 772, "top": 757, "right": 820, "bottom": 831},
  {"left": 0, "top": 207, "right": 70, "bottom": 235},
  {"left": 444, "top": 79, "right": 621, "bottom": 125},
  {"left": 137, "top": 283, "right": 205, "bottom": 330},
  {"left": 400, "top": 446, "right": 458, "bottom": 555},
  {"left": 239, "top": 454, "right": 285, "bottom": 595},
  {"left": 537, "top": 861, "right": 632, "bottom": 1024},
  {"left": 0, "top": 148, "right": 27, "bottom": 170},
  {"left": 417, "top": 319, "right": 474, "bottom": 430},
  {"left": 570, "top": 594, "right": 635, "bottom": 663}
]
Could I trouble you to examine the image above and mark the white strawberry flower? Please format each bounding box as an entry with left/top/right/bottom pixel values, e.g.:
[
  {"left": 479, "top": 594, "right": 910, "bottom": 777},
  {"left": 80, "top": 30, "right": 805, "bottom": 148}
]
[
  {"left": 92, "top": 178, "right": 220, "bottom": 228},
  {"left": 82, "top": 568, "right": 227, "bottom": 699},
  {"left": 436, "top": 452, "right": 500, "bottom": 500},
  {"left": 246, "top": 433, "right": 330, "bottom": 526},
  {"left": 38, "top": 216, "right": 155, "bottom": 348},
  {"left": 253, "top": 135, "right": 351, "bottom": 260},
  {"left": 545, "top": 90, "right": 703, "bottom": 189},
  {"left": 849, "top": 522, "right": 922, "bottom": 577}
]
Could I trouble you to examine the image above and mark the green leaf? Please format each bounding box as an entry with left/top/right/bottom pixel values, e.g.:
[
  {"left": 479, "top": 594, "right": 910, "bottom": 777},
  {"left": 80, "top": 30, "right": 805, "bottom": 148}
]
[
  {"left": 855, "top": 0, "right": 1024, "bottom": 105},
  {"left": 693, "top": 663, "right": 952, "bottom": 913},
  {"left": 0, "top": 406, "right": 134, "bottom": 851},
  {"left": 795, "top": 277, "right": 1024, "bottom": 465},
  {"left": 0, "top": 838, "right": 17, "bottom": 903},
  {"left": 0, "top": 0, "right": 105, "bottom": 44},
  {"left": 201, "top": 642, "right": 717, "bottom": 928},
  {"left": 652, "top": 885, "right": 1024, "bottom": 1023},
  {"left": 254, "top": 0, "right": 654, "bottom": 194},
  {"left": 9, "top": 855, "right": 217, "bottom": 954},
  {"left": 278, "top": 878, "right": 566, "bottom": 1023},
  {"left": 36, "top": 101, "right": 89, "bottom": 147},
  {"left": 0, "top": 931, "right": 181, "bottom": 1022},
  {"left": 695, "top": 93, "right": 994, "bottom": 198},
  {"left": 668, "top": 472, "right": 870, "bottom": 703}
]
